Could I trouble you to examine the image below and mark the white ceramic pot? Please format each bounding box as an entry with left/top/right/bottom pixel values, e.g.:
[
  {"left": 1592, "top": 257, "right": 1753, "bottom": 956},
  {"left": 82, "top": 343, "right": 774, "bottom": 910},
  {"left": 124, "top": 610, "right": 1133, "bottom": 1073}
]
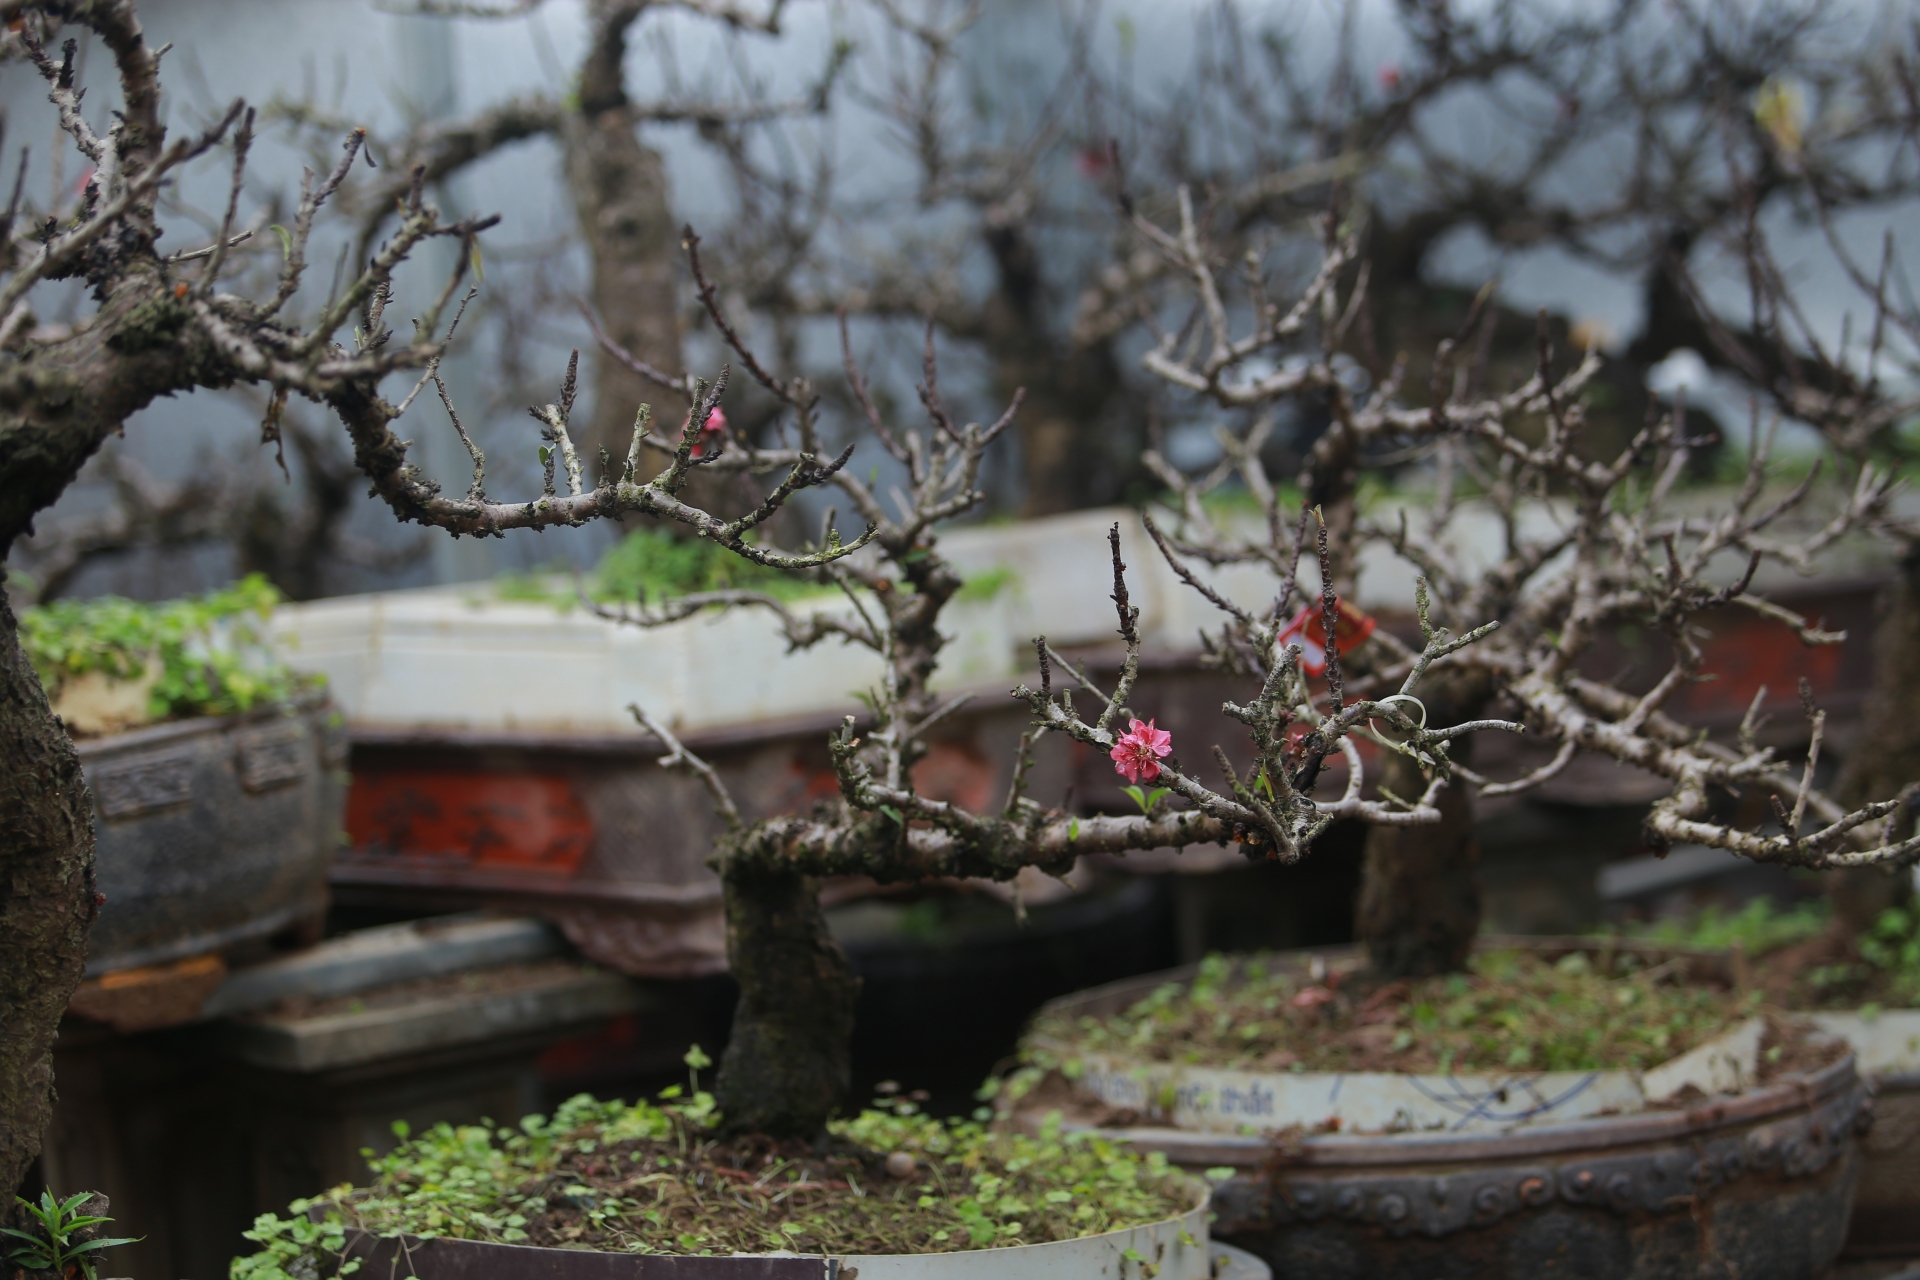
[{"left": 339, "top": 1182, "right": 1212, "bottom": 1280}]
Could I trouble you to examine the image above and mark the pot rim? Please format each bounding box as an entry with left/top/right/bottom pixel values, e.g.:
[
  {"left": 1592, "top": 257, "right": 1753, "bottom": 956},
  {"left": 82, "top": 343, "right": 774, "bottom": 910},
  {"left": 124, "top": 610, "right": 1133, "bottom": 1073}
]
[
  {"left": 74, "top": 688, "right": 331, "bottom": 760},
  {"left": 1034, "top": 1051, "right": 1859, "bottom": 1168},
  {"left": 332, "top": 1177, "right": 1209, "bottom": 1273}
]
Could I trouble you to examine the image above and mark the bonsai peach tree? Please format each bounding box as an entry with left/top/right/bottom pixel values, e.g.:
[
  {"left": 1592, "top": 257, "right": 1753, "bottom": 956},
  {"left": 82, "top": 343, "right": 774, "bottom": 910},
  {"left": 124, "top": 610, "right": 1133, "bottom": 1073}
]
[
  {"left": 558, "top": 219, "right": 1569, "bottom": 1136},
  {"left": 0, "top": 0, "right": 867, "bottom": 1208},
  {"left": 564, "top": 205, "right": 1920, "bottom": 1139},
  {"left": 1099, "top": 184, "right": 1920, "bottom": 982}
]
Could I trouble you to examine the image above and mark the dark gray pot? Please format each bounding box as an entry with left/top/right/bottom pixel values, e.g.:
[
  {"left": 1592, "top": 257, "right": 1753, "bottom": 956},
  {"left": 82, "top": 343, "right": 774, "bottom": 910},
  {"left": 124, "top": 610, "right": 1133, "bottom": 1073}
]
[
  {"left": 78, "top": 696, "right": 346, "bottom": 974},
  {"left": 1025, "top": 943, "right": 1872, "bottom": 1280},
  {"left": 1205, "top": 1052, "right": 1869, "bottom": 1280}
]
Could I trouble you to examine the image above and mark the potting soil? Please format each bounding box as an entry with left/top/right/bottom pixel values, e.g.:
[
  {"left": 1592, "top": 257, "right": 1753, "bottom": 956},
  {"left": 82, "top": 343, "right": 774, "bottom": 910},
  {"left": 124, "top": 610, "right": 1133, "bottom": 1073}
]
[
  {"left": 1027, "top": 949, "right": 1779, "bottom": 1076},
  {"left": 232, "top": 1094, "right": 1193, "bottom": 1268}
]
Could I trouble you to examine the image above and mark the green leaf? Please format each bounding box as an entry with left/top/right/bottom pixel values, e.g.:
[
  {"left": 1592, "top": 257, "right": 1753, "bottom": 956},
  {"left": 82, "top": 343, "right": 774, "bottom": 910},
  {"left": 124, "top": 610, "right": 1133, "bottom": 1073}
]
[
  {"left": 682, "top": 1044, "right": 712, "bottom": 1072},
  {"left": 269, "top": 223, "right": 293, "bottom": 260},
  {"left": 1122, "top": 786, "right": 1171, "bottom": 816},
  {"left": 538, "top": 444, "right": 553, "bottom": 467},
  {"left": 879, "top": 804, "right": 904, "bottom": 826},
  {"left": 67, "top": 1237, "right": 142, "bottom": 1254},
  {"left": 1068, "top": 818, "right": 1080, "bottom": 842}
]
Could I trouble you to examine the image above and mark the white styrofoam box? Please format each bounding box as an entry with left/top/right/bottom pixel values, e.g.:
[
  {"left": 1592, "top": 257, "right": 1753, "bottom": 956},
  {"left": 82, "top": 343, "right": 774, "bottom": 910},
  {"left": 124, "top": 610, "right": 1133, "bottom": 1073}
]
[
  {"left": 271, "top": 571, "right": 1017, "bottom": 735},
  {"left": 270, "top": 491, "right": 1888, "bottom": 737},
  {"left": 942, "top": 507, "right": 1301, "bottom": 653},
  {"left": 262, "top": 504, "right": 1511, "bottom": 735}
]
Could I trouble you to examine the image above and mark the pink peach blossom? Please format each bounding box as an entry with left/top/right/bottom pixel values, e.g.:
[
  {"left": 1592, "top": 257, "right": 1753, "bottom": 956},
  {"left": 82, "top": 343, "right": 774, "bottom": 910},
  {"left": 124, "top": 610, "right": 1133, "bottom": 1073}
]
[
  {"left": 1110, "top": 717, "right": 1173, "bottom": 784},
  {"left": 690, "top": 405, "right": 728, "bottom": 457}
]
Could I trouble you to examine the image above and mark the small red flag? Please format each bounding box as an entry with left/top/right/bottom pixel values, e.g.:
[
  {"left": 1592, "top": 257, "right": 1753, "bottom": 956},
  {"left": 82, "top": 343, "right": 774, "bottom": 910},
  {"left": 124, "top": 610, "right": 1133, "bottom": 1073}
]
[{"left": 1275, "top": 599, "right": 1376, "bottom": 678}]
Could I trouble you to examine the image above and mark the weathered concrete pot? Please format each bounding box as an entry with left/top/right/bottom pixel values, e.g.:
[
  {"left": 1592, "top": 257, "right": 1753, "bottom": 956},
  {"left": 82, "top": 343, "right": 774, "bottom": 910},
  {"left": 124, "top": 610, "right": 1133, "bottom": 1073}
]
[
  {"left": 1020, "top": 945, "right": 1872, "bottom": 1279},
  {"left": 336, "top": 1183, "right": 1212, "bottom": 1279},
  {"left": 78, "top": 695, "right": 346, "bottom": 974},
  {"left": 1189, "top": 1054, "right": 1870, "bottom": 1280},
  {"left": 1812, "top": 1008, "right": 1920, "bottom": 1260}
]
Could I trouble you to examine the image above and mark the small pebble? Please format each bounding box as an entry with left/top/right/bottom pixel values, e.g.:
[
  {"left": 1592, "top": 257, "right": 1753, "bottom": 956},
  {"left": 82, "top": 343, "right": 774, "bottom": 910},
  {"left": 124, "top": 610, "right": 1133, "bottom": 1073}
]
[{"left": 885, "top": 1151, "right": 917, "bottom": 1179}]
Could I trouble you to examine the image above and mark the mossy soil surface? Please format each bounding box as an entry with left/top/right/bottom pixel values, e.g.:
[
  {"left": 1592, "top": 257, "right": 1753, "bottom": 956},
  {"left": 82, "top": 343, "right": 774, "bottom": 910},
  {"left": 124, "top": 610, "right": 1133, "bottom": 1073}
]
[
  {"left": 1025, "top": 948, "right": 1779, "bottom": 1077},
  {"left": 1618, "top": 898, "right": 1920, "bottom": 1012},
  {"left": 233, "top": 1095, "right": 1195, "bottom": 1276},
  {"left": 1763, "top": 906, "right": 1920, "bottom": 1013}
]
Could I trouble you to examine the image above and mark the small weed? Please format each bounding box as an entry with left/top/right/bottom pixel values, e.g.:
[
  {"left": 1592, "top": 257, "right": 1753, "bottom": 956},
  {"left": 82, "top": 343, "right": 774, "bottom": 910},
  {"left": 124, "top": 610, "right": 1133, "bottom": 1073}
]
[
  {"left": 230, "top": 1093, "right": 1190, "bottom": 1273},
  {"left": 4, "top": 1191, "right": 141, "bottom": 1280}
]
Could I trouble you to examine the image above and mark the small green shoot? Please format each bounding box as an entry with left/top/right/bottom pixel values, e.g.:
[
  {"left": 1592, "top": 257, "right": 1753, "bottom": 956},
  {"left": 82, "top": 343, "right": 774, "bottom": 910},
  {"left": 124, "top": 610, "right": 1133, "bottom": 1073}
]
[
  {"left": 4, "top": 1191, "right": 141, "bottom": 1280},
  {"left": 683, "top": 1043, "right": 712, "bottom": 1093}
]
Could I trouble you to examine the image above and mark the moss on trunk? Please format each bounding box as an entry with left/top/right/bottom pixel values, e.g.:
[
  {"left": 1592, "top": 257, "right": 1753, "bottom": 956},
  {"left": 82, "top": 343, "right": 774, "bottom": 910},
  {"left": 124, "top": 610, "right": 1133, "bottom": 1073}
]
[
  {"left": 712, "top": 863, "right": 860, "bottom": 1138},
  {"left": 1830, "top": 547, "right": 1920, "bottom": 931},
  {"left": 1354, "top": 670, "right": 1489, "bottom": 978},
  {"left": 0, "top": 585, "right": 96, "bottom": 1205}
]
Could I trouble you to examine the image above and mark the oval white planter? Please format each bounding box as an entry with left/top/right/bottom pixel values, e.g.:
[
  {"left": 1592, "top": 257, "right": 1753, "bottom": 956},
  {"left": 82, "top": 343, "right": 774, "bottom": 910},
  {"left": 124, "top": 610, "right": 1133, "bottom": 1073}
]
[
  {"left": 839, "top": 1186, "right": 1208, "bottom": 1279},
  {"left": 338, "top": 1183, "right": 1211, "bottom": 1280},
  {"left": 266, "top": 508, "right": 1292, "bottom": 739},
  {"left": 1045, "top": 1016, "right": 1766, "bottom": 1137}
]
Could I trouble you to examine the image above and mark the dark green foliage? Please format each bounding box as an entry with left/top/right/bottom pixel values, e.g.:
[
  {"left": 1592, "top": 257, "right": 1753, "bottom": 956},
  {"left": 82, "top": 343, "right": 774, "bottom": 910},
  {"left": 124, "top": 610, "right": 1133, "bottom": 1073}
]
[
  {"left": 4, "top": 1191, "right": 140, "bottom": 1280},
  {"left": 19, "top": 573, "right": 317, "bottom": 725}
]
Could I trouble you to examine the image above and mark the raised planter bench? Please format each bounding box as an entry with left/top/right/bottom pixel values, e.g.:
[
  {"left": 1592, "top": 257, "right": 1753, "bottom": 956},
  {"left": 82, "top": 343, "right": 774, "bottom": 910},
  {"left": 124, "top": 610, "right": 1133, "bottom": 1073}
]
[{"left": 45, "top": 918, "right": 647, "bottom": 1280}]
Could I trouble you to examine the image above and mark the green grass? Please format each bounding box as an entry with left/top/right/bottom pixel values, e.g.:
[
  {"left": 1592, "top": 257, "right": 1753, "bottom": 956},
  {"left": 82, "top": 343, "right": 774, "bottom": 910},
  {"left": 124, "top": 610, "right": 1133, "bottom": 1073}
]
[{"left": 1613, "top": 897, "right": 1830, "bottom": 958}]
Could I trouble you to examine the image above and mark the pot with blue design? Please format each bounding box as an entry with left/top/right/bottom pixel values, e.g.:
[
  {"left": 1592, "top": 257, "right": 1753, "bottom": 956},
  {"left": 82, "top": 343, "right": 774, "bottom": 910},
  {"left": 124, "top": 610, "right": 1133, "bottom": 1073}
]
[{"left": 1011, "top": 941, "right": 1872, "bottom": 1280}]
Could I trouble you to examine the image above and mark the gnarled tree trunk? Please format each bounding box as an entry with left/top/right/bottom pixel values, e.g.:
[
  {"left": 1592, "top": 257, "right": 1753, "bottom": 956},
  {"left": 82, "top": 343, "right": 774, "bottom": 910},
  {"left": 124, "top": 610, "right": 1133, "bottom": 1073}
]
[
  {"left": 2, "top": 263, "right": 218, "bottom": 1200},
  {"left": 1355, "top": 751, "right": 1482, "bottom": 978},
  {"left": 712, "top": 862, "right": 860, "bottom": 1137},
  {"left": 979, "top": 220, "right": 1139, "bottom": 516},
  {"left": 1355, "top": 671, "right": 1489, "bottom": 977},
  {"left": 0, "top": 585, "right": 96, "bottom": 1204},
  {"left": 564, "top": 1, "right": 686, "bottom": 481},
  {"left": 1830, "top": 545, "right": 1920, "bottom": 932}
]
